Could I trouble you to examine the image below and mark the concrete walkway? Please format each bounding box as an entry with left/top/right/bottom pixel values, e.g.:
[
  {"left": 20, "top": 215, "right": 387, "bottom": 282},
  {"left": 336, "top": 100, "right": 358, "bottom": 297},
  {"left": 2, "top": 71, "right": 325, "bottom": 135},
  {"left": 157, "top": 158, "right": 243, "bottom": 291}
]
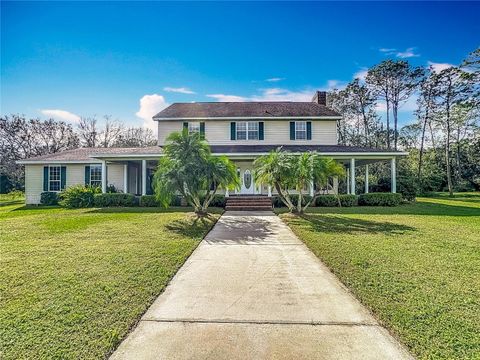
[{"left": 111, "top": 211, "right": 412, "bottom": 360}]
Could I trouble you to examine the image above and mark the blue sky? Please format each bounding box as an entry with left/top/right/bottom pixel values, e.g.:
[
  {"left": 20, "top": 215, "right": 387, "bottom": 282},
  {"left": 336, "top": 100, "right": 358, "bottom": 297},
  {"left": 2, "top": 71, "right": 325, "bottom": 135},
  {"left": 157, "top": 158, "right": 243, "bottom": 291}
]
[{"left": 1, "top": 1, "right": 479, "bottom": 130}]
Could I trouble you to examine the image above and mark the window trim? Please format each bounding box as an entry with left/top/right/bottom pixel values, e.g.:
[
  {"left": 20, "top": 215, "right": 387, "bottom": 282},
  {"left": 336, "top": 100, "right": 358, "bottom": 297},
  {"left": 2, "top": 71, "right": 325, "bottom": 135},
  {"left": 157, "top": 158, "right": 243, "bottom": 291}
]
[
  {"left": 295, "top": 121, "right": 307, "bottom": 140},
  {"left": 236, "top": 121, "right": 259, "bottom": 140},
  {"left": 48, "top": 165, "right": 61, "bottom": 192},
  {"left": 89, "top": 164, "right": 102, "bottom": 188}
]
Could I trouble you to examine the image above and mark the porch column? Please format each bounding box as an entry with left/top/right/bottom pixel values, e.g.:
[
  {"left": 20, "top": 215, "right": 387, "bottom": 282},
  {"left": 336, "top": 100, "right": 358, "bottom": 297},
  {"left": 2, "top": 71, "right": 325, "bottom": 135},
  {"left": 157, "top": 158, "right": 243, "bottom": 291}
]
[
  {"left": 350, "top": 158, "right": 356, "bottom": 195},
  {"left": 309, "top": 179, "right": 314, "bottom": 197},
  {"left": 346, "top": 167, "right": 350, "bottom": 194},
  {"left": 391, "top": 157, "right": 397, "bottom": 193},
  {"left": 333, "top": 176, "right": 339, "bottom": 194},
  {"left": 101, "top": 160, "right": 107, "bottom": 193},
  {"left": 123, "top": 164, "right": 128, "bottom": 193},
  {"left": 365, "top": 164, "right": 369, "bottom": 194},
  {"left": 225, "top": 189, "right": 229, "bottom": 197},
  {"left": 267, "top": 186, "right": 272, "bottom": 197},
  {"left": 141, "top": 160, "right": 147, "bottom": 196}
]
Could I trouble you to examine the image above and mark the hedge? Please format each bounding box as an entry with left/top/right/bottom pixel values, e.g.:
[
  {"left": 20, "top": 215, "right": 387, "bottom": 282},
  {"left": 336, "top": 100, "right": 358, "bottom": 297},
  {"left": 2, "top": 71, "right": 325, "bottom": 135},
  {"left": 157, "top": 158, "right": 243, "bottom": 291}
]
[
  {"left": 40, "top": 192, "right": 59, "bottom": 206},
  {"left": 272, "top": 195, "right": 313, "bottom": 208},
  {"left": 60, "top": 185, "right": 99, "bottom": 208},
  {"left": 208, "top": 195, "right": 226, "bottom": 207},
  {"left": 94, "top": 193, "right": 137, "bottom": 207},
  {"left": 139, "top": 195, "right": 184, "bottom": 207},
  {"left": 358, "top": 192, "right": 402, "bottom": 206}
]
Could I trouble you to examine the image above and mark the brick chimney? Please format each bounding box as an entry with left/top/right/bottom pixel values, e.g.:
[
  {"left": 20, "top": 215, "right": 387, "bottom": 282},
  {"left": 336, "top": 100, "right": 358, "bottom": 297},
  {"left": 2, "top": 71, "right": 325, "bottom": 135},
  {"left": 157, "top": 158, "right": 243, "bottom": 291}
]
[{"left": 312, "top": 91, "right": 327, "bottom": 105}]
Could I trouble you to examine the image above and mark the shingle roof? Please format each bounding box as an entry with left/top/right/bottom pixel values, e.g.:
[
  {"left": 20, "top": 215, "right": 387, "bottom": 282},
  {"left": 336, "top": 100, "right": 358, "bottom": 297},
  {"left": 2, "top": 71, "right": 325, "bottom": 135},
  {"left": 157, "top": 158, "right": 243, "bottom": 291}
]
[
  {"left": 20, "top": 147, "right": 162, "bottom": 162},
  {"left": 19, "top": 144, "right": 404, "bottom": 163},
  {"left": 209, "top": 145, "right": 403, "bottom": 154},
  {"left": 153, "top": 102, "right": 341, "bottom": 119}
]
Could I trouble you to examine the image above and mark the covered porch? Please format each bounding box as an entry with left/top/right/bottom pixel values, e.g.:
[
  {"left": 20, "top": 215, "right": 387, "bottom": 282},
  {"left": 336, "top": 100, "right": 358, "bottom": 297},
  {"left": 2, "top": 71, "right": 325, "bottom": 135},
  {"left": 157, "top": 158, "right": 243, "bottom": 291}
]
[{"left": 93, "top": 151, "right": 403, "bottom": 197}]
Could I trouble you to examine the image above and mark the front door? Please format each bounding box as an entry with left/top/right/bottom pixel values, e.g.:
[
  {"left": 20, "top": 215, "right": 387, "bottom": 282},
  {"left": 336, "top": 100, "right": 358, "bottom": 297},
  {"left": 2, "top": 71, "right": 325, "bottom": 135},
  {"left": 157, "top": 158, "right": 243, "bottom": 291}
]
[{"left": 240, "top": 168, "right": 254, "bottom": 195}]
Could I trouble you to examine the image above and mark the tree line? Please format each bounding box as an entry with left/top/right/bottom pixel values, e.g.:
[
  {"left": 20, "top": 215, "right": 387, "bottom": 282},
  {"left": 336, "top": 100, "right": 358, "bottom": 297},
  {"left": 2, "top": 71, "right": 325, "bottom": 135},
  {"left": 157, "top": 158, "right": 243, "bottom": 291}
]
[
  {"left": 0, "top": 115, "right": 157, "bottom": 192},
  {"left": 328, "top": 47, "right": 479, "bottom": 195}
]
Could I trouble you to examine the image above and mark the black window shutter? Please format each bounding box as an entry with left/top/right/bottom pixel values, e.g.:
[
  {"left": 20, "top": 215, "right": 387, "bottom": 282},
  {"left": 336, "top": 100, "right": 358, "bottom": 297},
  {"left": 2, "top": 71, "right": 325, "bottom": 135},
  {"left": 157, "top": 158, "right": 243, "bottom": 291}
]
[
  {"left": 307, "top": 121, "right": 312, "bottom": 140},
  {"left": 259, "top": 122, "right": 264, "bottom": 140},
  {"left": 60, "top": 166, "right": 67, "bottom": 190},
  {"left": 290, "top": 122, "right": 295, "bottom": 140},
  {"left": 43, "top": 166, "right": 49, "bottom": 191},
  {"left": 230, "top": 122, "right": 236, "bottom": 140},
  {"left": 85, "top": 166, "right": 91, "bottom": 185},
  {"left": 183, "top": 122, "right": 188, "bottom": 132},
  {"left": 200, "top": 122, "right": 205, "bottom": 139}
]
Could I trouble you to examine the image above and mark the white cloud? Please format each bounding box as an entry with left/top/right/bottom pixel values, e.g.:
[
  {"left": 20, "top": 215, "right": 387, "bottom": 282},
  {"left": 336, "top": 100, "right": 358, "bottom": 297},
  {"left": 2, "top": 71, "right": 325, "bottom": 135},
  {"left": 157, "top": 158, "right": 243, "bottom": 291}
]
[
  {"left": 327, "top": 80, "right": 348, "bottom": 90},
  {"left": 353, "top": 67, "right": 369, "bottom": 81},
  {"left": 379, "top": 47, "right": 420, "bottom": 58},
  {"left": 265, "top": 77, "right": 285, "bottom": 82},
  {"left": 428, "top": 61, "right": 454, "bottom": 73},
  {"left": 163, "top": 87, "right": 196, "bottom": 94},
  {"left": 135, "top": 94, "right": 169, "bottom": 130},
  {"left": 250, "top": 88, "right": 313, "bottom": 102},
  {"left": 206, "top": 94, "right": 248, "bottom": 102},
  {"left": 40, "top": 109, "right": 81, "bottom": 123},
  {"left": 396, "top": 47, "right": 420, "bottom": 58}
]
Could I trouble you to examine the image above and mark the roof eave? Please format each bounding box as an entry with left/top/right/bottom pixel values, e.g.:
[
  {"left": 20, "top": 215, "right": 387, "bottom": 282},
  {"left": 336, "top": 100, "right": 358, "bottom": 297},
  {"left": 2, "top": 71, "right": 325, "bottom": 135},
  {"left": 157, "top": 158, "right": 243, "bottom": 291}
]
[{"left": 153, "top": 115, "right": 342, "bottom": 121}]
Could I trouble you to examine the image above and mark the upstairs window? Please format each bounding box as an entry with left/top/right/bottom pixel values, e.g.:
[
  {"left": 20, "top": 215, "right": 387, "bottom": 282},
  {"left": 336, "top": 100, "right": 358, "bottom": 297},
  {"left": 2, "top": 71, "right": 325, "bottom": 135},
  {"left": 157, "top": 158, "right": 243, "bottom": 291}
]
[
  {"left": 188, "top": 122, "right": 200, "bottom": 134},
  {"left": 49, "top": 166, "right": 61, "bottom": 191},
  {"left": 236, "top": 121, "right": 259, "bottom": 140},
  {"left": 90, "top": 165, "right": 102, "bottom": 188},
  {"left": 247, "top": 122, "right": 259, "bottom": 140},
  {"left": 236, "top": 122, "right": 247, "bottom": 140},
  {"left": 295, "top": 121, "right": 307, "bottom": 140}
]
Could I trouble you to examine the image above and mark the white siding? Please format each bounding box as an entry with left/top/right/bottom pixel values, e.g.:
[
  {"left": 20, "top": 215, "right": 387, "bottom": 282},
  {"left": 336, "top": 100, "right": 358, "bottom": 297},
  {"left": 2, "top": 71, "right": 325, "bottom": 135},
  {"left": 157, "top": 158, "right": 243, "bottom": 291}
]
[
  {"left": 66, "top": 165, "right": 86, "bottom": 187},
  {"left": 24, "top": 163, "right": 126, "bottom": 204},
  {"left": 107, "top": 164, "right": 124, "bottom": 191},
  {"left": 25, "top": 165, "right": 44, "bottom": 204},
  {"left": 158, "top": 121, "right": 183, "bottom": 145},
  {"left": 157, "top": 120, "right": 338, "bottom": 146}
]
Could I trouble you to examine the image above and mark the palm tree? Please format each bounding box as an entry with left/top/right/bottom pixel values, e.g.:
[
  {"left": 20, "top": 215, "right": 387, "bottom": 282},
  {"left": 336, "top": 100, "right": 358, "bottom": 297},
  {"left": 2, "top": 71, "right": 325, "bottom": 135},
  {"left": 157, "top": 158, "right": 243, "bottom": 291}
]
[
  {"left": 254, "top": 148, "right": 345, "bottom": 213},
  {"left": 254, "top": 148, "right": 295, "bottom": 210},
  {"left": 153, "top": 130, "right": 239, "bottom": 215}
]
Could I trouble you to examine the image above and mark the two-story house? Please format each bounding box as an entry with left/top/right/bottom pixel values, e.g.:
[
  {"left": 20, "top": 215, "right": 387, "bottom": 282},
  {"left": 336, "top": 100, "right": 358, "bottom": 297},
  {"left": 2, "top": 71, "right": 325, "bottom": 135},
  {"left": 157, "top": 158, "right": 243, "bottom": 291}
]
[{"left": 19, "top": 91, "right": 406, "bottom": 204}]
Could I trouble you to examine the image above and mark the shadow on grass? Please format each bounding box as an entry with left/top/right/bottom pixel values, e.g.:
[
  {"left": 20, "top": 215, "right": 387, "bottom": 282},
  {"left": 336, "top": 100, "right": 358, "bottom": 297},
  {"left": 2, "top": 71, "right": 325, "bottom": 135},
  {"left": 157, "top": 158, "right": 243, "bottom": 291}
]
[
  {"left": 165, "top": 215, "right": 217, "bottom": 238},
  {"left": 86, "top": 206, "right": 224, "bottom": 214},
  {"left": 0, "top": 199, "right": 25, "bottom": 207},
  {"left": 300, "top": 201, "right": 480, "bottom": 217},
  {"left": 289, "top": 213, "right": 416, "bottom": 235}
]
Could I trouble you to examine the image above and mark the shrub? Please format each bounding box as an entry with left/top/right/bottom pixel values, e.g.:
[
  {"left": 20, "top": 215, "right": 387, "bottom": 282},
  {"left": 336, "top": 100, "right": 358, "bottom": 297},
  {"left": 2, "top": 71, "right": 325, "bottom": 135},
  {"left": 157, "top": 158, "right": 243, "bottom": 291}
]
[
  {"left": 139, "top": 195, "right": 159, "bottom": 207},
  {"left": 272, "top": 196, "right": 286, "bottom": 208},
  {"left": 315, "top": 195, "right": 339, "bottom": 207},
  {"left": 106, "top": 184, "right": 118, "bottom": 193},
  {"left": 140, "top": 194, "right": 183, "bottom": 207},
  {"left": 60, "top": 185, "right": 100, "bottom": 208},
  {"left": 397, "top": 176, "right": 417, "bottom": 202},
  {"left": 40, "top": 192, "right": 59, "bottom": 205},
  {"left": 271, "top": 195, "right": 313, "bottom": 208},
  {"left": 358, "top": 193, "right": 402, "bottom": 207},
  {"left": 94, "top": 193, "right": 136, "bottom": 207},
  {"left": 338, "top": 194, "right": 358, "bottom": 207},
  {"left": 209, "top": 195, "right": 226, "bottom": 207}
]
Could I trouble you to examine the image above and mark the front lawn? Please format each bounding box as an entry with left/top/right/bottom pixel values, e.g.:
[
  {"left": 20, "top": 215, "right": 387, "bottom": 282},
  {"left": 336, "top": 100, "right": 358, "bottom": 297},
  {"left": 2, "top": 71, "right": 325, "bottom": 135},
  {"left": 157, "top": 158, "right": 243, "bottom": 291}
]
[
  {"left": 0, "top": 204, "right": 220, "bottom": 359},
  {"left": 280, "top": 193, "right": 480, "bottom": 360}
]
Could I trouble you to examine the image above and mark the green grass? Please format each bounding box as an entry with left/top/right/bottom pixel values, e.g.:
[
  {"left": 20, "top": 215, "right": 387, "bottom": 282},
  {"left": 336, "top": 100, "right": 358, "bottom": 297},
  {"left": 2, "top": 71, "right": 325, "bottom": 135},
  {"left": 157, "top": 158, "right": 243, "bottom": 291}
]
[
  {"left": 279, "top": 193, "right": 480, "bottom": 360},
  {"left": 0, "top": 204, "right": 221, "bottom": 359}
]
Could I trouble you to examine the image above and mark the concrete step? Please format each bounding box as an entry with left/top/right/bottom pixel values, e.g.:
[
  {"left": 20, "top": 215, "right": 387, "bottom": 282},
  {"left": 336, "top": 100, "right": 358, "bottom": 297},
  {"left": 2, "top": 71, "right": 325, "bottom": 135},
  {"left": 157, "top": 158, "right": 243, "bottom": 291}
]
[
  {"left": 225, "top": 205, "right": 273, "bottom": 211},
  {"left": 226, "top": 201, "right": 272, "bottom": 205}
]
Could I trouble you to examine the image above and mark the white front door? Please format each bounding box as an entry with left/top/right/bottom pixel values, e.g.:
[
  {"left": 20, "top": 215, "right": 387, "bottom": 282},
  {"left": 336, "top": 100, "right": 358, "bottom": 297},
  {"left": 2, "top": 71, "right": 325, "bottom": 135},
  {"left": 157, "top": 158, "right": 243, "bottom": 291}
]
[{"left": 240, "top": 168, "right": 254, "bottom": 195}]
